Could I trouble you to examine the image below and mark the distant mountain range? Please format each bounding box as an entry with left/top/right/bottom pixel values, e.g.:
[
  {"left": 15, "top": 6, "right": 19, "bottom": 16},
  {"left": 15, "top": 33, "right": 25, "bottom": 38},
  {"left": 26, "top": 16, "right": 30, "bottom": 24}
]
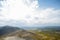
[
  {"left": 22, "top": 26, "right": 60, "bottom": 30},
  {"left": 0, "top": 26, "right": 60, "bottom": 34}
]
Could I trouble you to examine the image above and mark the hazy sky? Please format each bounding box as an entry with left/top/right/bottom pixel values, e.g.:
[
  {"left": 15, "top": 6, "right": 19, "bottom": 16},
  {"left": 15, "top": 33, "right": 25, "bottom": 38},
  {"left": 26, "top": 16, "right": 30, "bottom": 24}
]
[{"left": 0, "top": 0, "right": 60, "bottom": 27}]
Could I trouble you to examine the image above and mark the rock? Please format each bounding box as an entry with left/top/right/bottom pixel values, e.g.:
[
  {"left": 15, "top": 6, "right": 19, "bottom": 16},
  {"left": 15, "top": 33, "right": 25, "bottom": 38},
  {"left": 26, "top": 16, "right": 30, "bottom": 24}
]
[{"left": 4, "top": 36, "right": 26, "bottom": 40}]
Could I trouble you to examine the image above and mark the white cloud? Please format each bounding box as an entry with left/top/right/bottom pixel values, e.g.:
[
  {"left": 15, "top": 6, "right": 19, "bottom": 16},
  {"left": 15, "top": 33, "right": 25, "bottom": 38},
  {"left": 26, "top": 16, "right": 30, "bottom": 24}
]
[
  {"left": 0, "top": 0, "right": 39, "bottom": 26},
  {"left": 0, "top": 0, "right": 60, "bottom": 26}
]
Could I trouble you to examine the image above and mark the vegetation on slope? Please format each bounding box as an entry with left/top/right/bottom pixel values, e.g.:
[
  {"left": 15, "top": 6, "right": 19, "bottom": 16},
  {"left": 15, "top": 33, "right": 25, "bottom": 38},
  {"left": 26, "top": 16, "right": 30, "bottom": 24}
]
[{"left": 0, "top": 26, "right": 60, "bottom": 40}]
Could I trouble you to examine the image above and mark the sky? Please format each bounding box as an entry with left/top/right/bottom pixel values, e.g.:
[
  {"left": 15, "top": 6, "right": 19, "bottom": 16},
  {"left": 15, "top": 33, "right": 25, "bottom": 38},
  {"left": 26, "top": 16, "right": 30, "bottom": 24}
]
[{"left": 0, "top": 0, "right": 60, "bottom": 27}]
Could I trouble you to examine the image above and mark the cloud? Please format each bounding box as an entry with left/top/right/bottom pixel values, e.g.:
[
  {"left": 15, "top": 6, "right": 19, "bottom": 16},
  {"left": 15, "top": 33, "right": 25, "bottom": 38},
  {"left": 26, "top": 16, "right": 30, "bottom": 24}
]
[
  {"left": 0, "top": 0, "right": 39, "bottom": 26},
  {"left": 0, "top": 0, "right": 60, "bottom": 26},
  {"left": 3, "top": 0, "right": 39, "bottom": 20},
  {"left": 30, "top": 8, "right": 60, "bottom": 24}
]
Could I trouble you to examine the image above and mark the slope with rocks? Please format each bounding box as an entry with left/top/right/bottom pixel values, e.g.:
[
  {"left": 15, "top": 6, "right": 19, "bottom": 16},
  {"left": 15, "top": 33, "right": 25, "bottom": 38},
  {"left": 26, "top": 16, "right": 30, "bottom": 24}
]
[{"left": 0, "top": 26, "right": 41, "bottom": 40}]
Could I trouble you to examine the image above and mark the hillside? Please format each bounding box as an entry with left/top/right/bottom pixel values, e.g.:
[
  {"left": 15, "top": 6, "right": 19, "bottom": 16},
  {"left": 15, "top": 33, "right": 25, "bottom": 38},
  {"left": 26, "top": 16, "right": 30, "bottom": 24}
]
[
  {"left": 0, "top": 26, "right": 20, "bottom": 36},
  {"left": 0, "top": 26, "right": 41, "bottom": 40},
  {"left": 0, "top": 26, "right": 60, "bottom": 40}
]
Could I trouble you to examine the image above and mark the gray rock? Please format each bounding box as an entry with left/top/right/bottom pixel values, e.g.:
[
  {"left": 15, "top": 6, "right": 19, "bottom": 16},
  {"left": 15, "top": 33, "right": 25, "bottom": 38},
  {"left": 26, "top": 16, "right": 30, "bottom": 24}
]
[{"left": 4, "top": 36, "right": 26, "bottom": 40}]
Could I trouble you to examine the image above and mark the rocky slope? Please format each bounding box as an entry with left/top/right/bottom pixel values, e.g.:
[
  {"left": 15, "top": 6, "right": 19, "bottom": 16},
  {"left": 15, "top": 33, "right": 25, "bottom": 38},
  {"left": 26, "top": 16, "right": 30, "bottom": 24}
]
[{"left": 0, "top": 26, "right": 40, "bottom": 40}]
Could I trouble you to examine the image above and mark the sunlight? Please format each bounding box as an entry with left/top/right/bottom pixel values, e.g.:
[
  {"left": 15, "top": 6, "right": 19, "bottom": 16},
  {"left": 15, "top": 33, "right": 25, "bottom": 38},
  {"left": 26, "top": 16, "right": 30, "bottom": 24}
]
[{"left": 6, "top": 0, "right": 36, "bottom": 20}]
